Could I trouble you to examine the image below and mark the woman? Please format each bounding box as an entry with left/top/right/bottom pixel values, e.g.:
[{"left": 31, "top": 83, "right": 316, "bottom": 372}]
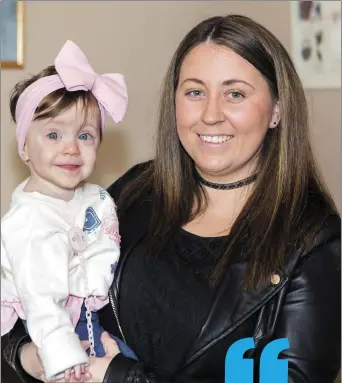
[{"left": 3, "top": 14, "right": 341, "bottom": 383}]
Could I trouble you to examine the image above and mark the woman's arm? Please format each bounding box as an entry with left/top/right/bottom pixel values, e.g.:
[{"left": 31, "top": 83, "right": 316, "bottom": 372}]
[
  {"left": 3, "top": 320, "right": 40, "bottom": 383},
  {"left": 4, "top": 328, "right": 91, "bottom": 383},
  {"left": 87, "top": 333, "right": 219, "bottom": 383},
  {"left": 269, "top": 235, "right": 341, "bottom": 383}
]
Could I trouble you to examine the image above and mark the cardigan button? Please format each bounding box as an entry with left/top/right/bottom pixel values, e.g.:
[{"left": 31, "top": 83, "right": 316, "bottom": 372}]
[
  {"left": 68, "top": 227, "right": 87, "bottom": 252},
  {"left": 270, "top": 273, "right": 281, "bottom": 285}
]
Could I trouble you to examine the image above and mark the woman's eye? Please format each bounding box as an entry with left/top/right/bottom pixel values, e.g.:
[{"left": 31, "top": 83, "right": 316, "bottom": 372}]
[
  {"left": 79, "top": 133, "right": 90, "bottom": 140},
  {"left": 228, "top": 91, "right": 244, "bottom": 100},
  {"left": 47, "top": 132, "right": 60, "bottom": 140},
  {"left": 186, "top": 90, "right": 203, "bottom": 97}
]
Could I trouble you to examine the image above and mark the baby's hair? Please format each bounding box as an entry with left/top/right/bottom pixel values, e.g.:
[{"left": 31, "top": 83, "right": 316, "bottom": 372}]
[{"left": 10, "top": 65, "right": 102, "bottom": 141}]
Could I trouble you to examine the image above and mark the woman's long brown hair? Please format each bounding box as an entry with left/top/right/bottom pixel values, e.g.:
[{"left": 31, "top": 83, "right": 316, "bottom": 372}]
[{"left": 119, "top": 15, "right": 338, "bottom": 290}]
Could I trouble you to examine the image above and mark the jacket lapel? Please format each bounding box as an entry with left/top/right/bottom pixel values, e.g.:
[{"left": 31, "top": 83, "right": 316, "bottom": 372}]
[{"left": 181, "top": 260, "right": 289, "bottom": 368}]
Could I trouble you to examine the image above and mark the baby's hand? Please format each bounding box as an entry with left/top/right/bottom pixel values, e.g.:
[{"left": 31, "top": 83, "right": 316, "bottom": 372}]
[{"left": 64, "top": 363, "right": 88, "bottom": 382}]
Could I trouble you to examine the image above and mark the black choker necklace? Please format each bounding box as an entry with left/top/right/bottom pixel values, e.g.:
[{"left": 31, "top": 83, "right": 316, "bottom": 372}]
[{"left": 196, "top": 172, "right": 257, "bottom": 190}]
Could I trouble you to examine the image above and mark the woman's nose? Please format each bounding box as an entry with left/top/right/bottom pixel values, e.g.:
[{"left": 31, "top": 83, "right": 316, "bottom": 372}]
[{"left": 202, "top": 96, "right": 225, "bottom": 125}]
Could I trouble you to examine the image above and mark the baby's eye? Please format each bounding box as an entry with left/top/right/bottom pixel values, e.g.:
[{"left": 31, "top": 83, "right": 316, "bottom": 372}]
[
  {"left": 47, "top": 132, "right": 60, "bottom": 140},
  {"left": 79, "top": 133, "right": 90, "bottom": 140}
]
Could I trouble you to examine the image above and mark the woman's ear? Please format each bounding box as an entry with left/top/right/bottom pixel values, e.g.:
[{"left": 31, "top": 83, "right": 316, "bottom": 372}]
[{"left": 269, "top": 101, "right": 280, "bottom": 129}]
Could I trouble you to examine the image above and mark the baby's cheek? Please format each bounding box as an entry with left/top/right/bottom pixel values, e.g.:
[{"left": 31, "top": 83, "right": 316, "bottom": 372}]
[{"left": 83, "top": 145, "right": 98, "bottom": 161}]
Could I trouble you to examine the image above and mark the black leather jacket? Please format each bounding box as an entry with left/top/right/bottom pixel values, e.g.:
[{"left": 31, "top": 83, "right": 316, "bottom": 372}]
[{"left": 3, "top": 163, "right": 341, "bottom": 383}]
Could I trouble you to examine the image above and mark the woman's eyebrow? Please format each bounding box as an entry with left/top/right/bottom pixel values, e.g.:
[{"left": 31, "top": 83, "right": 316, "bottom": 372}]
[
  {"left": 222, "top": 79, "right": 255, "bottom": 90},
  {"left": 180, "top": 77, "right": 255, "bottom": 89},
  {"left": 180, "top": 78, "right": 206, "bottom": 86}
]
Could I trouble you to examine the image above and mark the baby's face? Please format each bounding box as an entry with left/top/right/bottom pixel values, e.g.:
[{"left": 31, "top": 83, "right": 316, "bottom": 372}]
[{"left": 22, "top": 103, "right": 101, "bottom": 192}]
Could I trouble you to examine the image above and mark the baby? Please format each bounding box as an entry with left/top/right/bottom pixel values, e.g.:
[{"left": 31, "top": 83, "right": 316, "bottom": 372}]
[{"left": 1, "top": 40, "right": 136, "bottom": 381}]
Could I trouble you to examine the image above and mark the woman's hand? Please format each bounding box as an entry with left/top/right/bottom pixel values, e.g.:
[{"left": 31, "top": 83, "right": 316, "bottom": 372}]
[
  {"left": 86, "top": 332, "right": 121, "bottom": 383},
  {"left": 20, "top": 341, "right": 44, "bottom": 380},
  {"left": 20, "top": 340, "right": 92, "bottom": 382}
]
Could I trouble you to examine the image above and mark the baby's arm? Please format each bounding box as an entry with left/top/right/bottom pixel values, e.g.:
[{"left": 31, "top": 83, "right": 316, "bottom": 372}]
[
  {"left": 81, "top": 195, "right": 121, "bottom": 297},
  {"left": 5, "top": 208, "right": 88, "bottom": 380},
  {"left": 69, "top": 195, "right": 120, "bottom": 299}
]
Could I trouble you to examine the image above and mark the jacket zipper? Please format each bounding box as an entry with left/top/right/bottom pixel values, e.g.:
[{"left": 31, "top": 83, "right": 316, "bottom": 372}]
[{"left": 109, "top": 288, "right": 127, "bottom": 343}]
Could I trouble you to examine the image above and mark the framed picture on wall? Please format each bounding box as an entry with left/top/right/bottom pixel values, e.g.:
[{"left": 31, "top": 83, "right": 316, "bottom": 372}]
[
  {"left": 290, "top": 0, "right": 341, "bottom": 89},
  {"left": 0, "top": 0, "right": 24, "bottom": 69}
]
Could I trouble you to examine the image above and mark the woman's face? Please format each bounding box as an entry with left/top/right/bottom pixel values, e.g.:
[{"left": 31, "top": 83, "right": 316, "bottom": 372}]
[{"left": 175, "top": 43, "right": 278, "bottom": 182}]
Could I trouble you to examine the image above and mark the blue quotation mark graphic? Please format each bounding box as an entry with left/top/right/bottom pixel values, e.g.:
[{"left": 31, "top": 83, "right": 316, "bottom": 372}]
[{"left": 225, "top": 338, "right": 289, "bottom": 383}]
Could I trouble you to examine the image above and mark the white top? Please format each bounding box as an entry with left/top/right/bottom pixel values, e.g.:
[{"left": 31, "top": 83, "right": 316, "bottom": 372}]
[{"left": 1, "top": 180, "right": 120, "bottom": 379}]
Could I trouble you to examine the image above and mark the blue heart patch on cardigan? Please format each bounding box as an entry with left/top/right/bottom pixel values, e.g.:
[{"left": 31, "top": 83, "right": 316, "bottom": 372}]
[{"left": 83, "top": 207, "right": 101, "bottom": 233}]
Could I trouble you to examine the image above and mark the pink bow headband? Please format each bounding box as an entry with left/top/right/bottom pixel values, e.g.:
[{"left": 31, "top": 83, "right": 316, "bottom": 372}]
[{"left": 15, "top": 40, "right": 128, "bottom": 155}]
